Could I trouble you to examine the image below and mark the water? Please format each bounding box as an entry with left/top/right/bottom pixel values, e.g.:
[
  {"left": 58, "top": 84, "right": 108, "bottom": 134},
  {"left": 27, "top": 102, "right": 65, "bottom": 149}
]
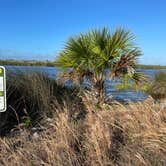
[{"left": 5, "top": 65, "right": 166, "bottom": 102}]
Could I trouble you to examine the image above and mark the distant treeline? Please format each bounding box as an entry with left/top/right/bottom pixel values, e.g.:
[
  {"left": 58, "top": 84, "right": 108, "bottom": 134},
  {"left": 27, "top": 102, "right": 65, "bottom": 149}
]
[
  {"left": 137, "top": 64, "right": 166, "bottom": 69},
  {"left": 0, "top": 59, "right": 166, "bottom": 69},
  {"left": 0, "top": 59, "right": 55, "bottom": 67}
]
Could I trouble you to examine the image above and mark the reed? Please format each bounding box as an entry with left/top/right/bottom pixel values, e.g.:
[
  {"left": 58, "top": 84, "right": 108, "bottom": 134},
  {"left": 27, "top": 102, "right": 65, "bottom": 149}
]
[
  {"left": 0, "top": 71, "right": 165, "bottom": 165},
  {"left": 0, "top": 70, "right": 84, "bottom": 136},
  {"left": 0, "top": 91, "right": 165, "bottom": 165}
]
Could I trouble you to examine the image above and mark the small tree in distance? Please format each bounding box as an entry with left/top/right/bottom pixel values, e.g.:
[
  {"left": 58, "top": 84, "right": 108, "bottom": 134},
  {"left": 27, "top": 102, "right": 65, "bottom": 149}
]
[{"left": 55, "top": 27, "right": 146, "bottom": 102}]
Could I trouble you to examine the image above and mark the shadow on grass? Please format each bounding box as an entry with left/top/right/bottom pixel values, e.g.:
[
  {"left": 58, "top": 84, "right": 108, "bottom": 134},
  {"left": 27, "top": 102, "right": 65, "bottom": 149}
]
[{"left": 0, "top": 70, "right": 87, "bottom": 136}]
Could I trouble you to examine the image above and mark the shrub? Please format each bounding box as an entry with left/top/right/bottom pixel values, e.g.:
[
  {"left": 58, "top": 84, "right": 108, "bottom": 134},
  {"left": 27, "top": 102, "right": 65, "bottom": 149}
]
[{"left": 147, "top": 72, "right": 166, "bottom": 100}]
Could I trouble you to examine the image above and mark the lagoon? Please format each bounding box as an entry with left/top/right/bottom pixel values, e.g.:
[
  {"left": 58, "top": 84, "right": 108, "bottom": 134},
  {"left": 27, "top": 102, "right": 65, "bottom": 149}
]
[{"left": 5, "top": 65, "right": 166, "bottom": 102}]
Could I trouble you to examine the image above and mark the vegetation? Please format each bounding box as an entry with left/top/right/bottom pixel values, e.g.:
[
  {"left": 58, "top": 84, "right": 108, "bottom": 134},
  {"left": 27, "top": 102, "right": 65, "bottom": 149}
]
[
  {"left": 55, "top": 27, "right": 147, "bottom": 101},
  {"left": 0, "top": 59, "right": 55, "bottom": 66},
  {"left": 147, "top": 72, "right": 166, "bottom": 100},
  {"left": 0, "top": 69, "right": 165, "bottom": 165},
  {"left": 0, "top": 93, "right": 166, "bottom": 165},
  {"left": 0, "top": 27, "right": 165, "bottom": 165},
  {"left": 137, "top": 64, "right": 166, "bottom": 69},
  {"left": 0, "top": 70, "right": 85, "bottom": 136},
  {"left": 1, "top": 60, "right": 166, "bottom": 69}
]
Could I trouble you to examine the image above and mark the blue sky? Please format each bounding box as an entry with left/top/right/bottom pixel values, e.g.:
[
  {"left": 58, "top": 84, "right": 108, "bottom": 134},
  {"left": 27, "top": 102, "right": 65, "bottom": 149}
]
[{"left": 0, "top": 0, "right": 166, "bottom": 65}]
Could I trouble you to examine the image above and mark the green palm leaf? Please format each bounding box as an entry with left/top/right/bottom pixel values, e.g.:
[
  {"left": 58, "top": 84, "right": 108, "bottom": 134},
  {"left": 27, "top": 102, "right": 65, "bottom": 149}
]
[{"left": 55, "top": 27, "right": 146, "bottom": 100}]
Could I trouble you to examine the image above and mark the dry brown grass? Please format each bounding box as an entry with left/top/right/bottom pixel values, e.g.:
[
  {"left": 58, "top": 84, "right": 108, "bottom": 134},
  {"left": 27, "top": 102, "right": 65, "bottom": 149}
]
[{"left": 0, "top": 94, "right": 166, "bottom": 166}]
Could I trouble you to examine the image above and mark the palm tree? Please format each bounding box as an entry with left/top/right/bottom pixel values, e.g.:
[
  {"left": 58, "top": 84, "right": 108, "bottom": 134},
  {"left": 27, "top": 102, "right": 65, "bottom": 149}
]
[{"left": 55, "top": 27, "right": 146, "bottom": 102}]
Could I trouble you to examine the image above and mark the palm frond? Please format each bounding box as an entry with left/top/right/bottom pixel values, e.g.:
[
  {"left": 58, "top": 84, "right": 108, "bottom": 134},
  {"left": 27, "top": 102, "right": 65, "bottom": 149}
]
[
  {"left": 55, "top": 27, "right": 144, "bottom": 93},
  {"left": 110, "top": 48, "right": 142, "bottom": 78},
  {"left": 110, "top": 28, "right": 135, "bottom": 55},
  {"left": 57, "top": 69, "right": 94, "bottom": 85}
]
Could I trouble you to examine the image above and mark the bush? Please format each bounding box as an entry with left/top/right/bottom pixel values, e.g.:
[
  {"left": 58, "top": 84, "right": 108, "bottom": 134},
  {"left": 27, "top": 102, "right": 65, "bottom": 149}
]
[{"left": 147, "top": 72, "right": 166, "bottom": 100}]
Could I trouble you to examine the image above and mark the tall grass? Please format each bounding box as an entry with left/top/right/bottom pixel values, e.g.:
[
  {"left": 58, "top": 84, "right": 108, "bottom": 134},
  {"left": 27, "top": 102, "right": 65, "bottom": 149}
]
[
  {"left": 0, "top": 70, "right": 166, "bottom": 165},
  {"left": 0, "top": 94, "right": 166, "bottom": 165},
  {"left": 0, "top": 70, "right": 85, "bottom": 136}
]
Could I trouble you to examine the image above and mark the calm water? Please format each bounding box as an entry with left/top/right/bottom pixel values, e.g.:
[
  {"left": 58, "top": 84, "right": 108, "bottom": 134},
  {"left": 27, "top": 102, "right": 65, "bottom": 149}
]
[{"left": 5, "top": 65, "right": 166, "bottom": 102}]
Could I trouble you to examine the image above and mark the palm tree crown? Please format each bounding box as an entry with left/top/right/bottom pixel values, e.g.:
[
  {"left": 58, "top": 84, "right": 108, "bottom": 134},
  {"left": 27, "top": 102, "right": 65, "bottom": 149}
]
[{"left": 56, "top": 27, "right": 146, "bottom": 101}]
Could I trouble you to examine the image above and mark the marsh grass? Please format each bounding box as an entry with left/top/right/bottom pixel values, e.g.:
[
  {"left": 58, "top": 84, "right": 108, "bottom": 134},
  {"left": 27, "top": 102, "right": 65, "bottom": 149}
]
[
  {"left": 0, "top": 71, "right": 166, "bottom": 165},
  {"left": 0, "top": 94, "right": 166, "bottom": 165},
  {"left": 0, "top": 70, "right": 85, "bottom": 136}
]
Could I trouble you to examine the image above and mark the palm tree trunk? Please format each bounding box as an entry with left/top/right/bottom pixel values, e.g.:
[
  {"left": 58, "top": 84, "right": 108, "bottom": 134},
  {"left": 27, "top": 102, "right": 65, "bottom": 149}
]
[{"left": 94, "top": 80, "right": 105, "bottom": 103}]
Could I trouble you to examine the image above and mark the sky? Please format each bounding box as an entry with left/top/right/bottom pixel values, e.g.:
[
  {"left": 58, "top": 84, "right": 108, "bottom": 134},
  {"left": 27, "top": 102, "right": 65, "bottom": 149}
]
[{"left": 0, "top": 0, "right": 166, "bottom": 65}]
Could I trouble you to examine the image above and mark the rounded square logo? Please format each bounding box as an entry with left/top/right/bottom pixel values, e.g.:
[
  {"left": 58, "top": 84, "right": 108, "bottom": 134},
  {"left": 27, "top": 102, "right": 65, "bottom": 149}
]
[{"left": 0, "top": 66, "right": 6, "bottom": 112}]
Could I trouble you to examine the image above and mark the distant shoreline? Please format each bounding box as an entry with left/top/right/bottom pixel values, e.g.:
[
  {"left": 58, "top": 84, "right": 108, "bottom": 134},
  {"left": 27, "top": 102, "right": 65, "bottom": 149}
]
[
  {"left": 137, "top": 64, "right": 166, "bottom": 69},
  {"left": 0, "top": 60, "right": 55, "bottom": 67},
  {"left": 0, "top": 59, "right": 166, "bottom": 69}
]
